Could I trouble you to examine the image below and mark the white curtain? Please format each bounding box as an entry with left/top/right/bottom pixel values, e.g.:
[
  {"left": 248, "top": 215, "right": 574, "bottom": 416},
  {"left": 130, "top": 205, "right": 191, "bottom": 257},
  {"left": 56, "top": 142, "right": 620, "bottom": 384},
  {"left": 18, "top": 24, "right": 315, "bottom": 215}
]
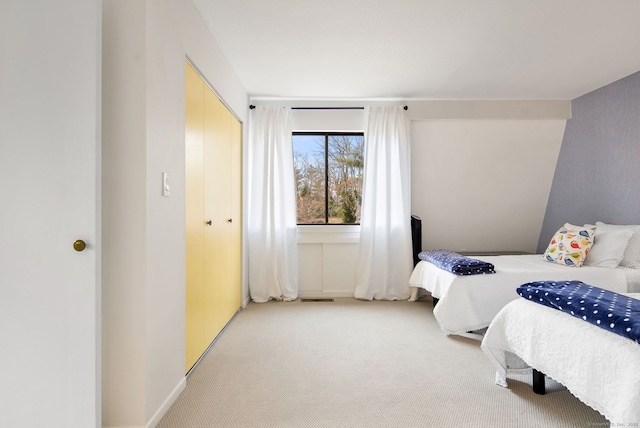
[
  {"left": 247, "top": 106, "right": 298, "bottom": 302},
  {"left": 354, "top": 106, "right": 413, "bottom": 300}
]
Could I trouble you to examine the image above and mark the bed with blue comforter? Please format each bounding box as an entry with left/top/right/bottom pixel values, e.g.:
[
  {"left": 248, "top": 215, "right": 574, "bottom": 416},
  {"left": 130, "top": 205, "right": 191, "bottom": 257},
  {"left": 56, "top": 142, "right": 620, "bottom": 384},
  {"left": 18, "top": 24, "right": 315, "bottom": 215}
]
[
  {"left": 481, "top": 287, "right": 640, "bottom": 425},
  {"left": 408, "top": 254, "right": 631, "bottom": 335}
]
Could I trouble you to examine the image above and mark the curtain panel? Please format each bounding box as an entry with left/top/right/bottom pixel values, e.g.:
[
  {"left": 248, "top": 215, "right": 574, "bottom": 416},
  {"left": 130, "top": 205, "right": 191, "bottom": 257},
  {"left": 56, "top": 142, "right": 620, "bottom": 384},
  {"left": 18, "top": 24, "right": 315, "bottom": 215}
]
[
  {"left": 355, "top": 106, "right": 413, "bottom": 300},
  {"left": 247, "top": 106, "right": 299, "bottom": 302}
]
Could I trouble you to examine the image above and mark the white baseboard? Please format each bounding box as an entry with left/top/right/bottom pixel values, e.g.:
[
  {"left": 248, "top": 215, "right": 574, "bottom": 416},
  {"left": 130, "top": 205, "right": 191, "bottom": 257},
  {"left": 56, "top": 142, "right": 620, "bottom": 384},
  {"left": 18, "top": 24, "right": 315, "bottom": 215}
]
[
  {"left": 145, "top": 376, "right": 187, "bottom": 428},
  {"left": 103, "top": 426, "right": 144, "bottom": 428},
  {"left": 242, "top": 295, "right": 251, "bottom": 308},
  {"left": 242, "top": 291, "right": 355, "bottom": 303},
  {"left": 298, "top": 291, "right": 355, "bottom": 298},
  {"left": 101, "top": 425, "right": 144, "bottom": 428}
]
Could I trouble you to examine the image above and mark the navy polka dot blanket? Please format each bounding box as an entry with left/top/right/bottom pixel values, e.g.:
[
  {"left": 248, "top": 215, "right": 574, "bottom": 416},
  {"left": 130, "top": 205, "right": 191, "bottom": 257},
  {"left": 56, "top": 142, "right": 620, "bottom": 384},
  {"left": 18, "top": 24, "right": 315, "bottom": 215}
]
[
  {"left": 517, "top": 280, "right": 640, "bottom": 345},
  {"left": 418, "top": 250, "right": 495, "bottom": 276}
]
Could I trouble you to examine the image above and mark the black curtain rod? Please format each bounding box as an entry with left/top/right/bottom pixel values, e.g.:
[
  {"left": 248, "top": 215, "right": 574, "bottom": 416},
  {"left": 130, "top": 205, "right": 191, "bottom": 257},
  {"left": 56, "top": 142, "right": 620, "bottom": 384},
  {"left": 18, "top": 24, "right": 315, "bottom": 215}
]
[
  {"left": 292, "top": 107, "right": 364, "bottom": 110},
  {"left": 249, "top": 105, "right": 408, "bottom": 110}
]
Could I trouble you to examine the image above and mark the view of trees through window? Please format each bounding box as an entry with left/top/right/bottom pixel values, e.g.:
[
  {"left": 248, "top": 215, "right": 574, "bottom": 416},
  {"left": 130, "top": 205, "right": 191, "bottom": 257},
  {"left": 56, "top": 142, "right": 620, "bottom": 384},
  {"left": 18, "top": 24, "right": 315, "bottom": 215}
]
[{"left": 293, "top": 132, "right": 364, "bottom": 224}]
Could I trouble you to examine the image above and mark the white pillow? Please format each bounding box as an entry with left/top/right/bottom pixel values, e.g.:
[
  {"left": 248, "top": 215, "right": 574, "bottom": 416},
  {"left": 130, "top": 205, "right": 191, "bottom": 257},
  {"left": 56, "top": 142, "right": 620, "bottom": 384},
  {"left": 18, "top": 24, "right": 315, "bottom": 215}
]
[
  {"left": 595, "top": 222, "right": 640, "bottom": 269},
  {"left": 583, "top": 226, "right": 634, "bottom": 268}
]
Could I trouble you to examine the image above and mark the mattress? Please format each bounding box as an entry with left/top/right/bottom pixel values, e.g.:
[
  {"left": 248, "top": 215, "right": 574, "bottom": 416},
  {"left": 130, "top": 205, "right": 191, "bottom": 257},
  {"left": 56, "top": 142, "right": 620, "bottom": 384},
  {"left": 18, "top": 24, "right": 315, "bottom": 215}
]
[
  {"left": 408, "top": 254, "right": 629, "bottom": 335},
  {"left": 481, "top": 296, "right": 640, "bottom": 425}
]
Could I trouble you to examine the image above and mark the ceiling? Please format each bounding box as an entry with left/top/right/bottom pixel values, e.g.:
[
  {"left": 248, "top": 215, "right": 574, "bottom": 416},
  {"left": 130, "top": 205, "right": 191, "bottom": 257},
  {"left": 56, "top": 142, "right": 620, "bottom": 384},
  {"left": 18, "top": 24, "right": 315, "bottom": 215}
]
[{"left": 191, "top": 0, "right": 640, "bottom": 100}]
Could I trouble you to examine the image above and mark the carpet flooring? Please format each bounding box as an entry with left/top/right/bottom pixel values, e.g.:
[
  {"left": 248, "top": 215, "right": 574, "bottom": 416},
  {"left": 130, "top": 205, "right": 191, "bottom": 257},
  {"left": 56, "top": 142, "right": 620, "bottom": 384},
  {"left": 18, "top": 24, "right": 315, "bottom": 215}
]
[{"left": 158, "top": 297, "right": 608, "bottom": 427}]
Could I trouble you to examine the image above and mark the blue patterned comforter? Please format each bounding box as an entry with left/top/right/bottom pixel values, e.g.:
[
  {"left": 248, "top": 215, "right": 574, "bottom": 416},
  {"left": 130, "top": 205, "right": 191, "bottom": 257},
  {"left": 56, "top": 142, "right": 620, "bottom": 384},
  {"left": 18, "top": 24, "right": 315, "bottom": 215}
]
[
  {"left": 418, "top": 250, "right": 495, "bottom": 276},
  {"left": 517, "top": 280, "right": 640, "bottom": 345}
]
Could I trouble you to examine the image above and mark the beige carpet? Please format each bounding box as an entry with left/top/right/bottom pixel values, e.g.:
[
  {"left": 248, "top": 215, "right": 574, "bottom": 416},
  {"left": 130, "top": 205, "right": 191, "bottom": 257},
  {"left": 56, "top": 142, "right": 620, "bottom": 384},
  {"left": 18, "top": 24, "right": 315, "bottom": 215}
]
[{"left": 158, "top": 297, "right": 608, "bottom": 427}]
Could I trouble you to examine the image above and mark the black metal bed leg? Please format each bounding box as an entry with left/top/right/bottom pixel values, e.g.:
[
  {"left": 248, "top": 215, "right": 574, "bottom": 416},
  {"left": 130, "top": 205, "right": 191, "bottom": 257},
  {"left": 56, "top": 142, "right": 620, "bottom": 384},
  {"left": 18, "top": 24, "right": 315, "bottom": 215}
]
[{"left": 532, "top": 369, "right": 546, "bottom": 395}]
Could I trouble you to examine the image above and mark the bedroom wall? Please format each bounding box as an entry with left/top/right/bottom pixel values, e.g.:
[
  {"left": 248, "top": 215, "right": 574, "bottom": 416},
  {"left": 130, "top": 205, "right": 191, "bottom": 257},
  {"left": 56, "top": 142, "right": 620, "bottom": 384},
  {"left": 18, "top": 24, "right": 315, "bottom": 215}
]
[
  {"left": 411, "top": 119, "right": 567, "bottom": 254},
  {"left": 288, "top": 107, "right": 365, "bottom": 297},
  {"left": 102, "top": 0, "right": 249, "bottom": 426},
  {"left": 256, "top": 101, "right": 570, "bottom": 297},
  {"left": 537, "top": 71, "right": 640, "bottom": 252}
]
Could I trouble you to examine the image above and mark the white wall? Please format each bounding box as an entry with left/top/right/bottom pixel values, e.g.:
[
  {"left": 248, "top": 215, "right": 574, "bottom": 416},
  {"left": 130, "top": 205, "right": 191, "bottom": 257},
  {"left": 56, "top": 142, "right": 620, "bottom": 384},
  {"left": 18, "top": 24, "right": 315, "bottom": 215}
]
[
  {"left": 267, "top": 101, "right": 569, "bottom": 297},
  {"left": 102, "top": 0, "right": 248, "bottom": 426},
  {"left": 297, "top": 226, "right": 361, "bottom": 297},
  {"left": 287, "top": 107, "right": 364, "bottom": 297},
  {"left": 411, "top": 119, "right": 566, "bottom": 254},
  {"left": 102, "top": 1, "right": 147, "bottom": 424}
]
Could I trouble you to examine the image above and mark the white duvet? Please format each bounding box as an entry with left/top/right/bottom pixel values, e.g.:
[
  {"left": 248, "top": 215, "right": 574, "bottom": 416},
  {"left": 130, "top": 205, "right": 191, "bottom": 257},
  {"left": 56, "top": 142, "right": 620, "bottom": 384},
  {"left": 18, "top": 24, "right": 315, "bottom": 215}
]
[
  {"left": 481, "top": 296, "right": 640, "bottom": 425},
  {"left": 408, "top": 254, "right": 628, "bottom": 335}
]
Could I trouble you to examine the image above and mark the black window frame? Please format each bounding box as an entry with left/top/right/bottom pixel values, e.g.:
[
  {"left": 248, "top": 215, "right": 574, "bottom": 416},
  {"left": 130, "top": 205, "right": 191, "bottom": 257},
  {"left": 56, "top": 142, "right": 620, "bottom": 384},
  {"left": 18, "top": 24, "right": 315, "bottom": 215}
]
[{"left": 293, "top": 131, "right": 364, "bottom": 225}]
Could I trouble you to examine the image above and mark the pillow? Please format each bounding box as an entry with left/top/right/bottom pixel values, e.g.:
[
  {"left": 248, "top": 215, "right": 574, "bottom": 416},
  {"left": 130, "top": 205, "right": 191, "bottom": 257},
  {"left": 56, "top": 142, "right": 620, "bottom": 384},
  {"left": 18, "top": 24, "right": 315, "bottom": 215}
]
[
  {"left": 543, "top": 223, "right": 595, "bottom": 267},
  {"left": 583, "top": 226, "right": 634, "bottom": 268},
  {"left": 595, "top": 222, "right": 640, "bottom": 269}
]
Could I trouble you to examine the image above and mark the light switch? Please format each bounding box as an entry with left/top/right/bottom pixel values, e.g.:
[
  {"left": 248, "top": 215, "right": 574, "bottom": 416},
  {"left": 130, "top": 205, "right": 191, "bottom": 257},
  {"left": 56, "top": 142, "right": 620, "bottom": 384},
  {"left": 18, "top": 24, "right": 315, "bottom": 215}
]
[{"left": 162, "top": 172, "right": 171, "bottom": 197}]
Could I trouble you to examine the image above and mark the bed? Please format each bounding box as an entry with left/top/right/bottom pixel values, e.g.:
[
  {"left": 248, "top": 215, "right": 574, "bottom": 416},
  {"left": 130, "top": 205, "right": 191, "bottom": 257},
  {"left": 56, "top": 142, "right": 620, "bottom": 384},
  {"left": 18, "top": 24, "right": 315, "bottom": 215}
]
[
  {"left": 481, "top": 290, "right": 640, "bottom": 426},
  {"left": 409, "top": 253, "right": 637, "bottom": 334},
  {"left": 409, "top": 222, "right": 640, "bottom": 336}
]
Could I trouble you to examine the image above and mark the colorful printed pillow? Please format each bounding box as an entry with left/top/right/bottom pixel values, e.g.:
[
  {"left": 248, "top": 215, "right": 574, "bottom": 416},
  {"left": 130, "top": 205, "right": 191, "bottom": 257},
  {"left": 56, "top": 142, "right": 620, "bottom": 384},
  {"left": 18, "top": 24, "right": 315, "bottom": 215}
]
[{"left": 543, "top": 223, "right": 595, "bottom": 267}]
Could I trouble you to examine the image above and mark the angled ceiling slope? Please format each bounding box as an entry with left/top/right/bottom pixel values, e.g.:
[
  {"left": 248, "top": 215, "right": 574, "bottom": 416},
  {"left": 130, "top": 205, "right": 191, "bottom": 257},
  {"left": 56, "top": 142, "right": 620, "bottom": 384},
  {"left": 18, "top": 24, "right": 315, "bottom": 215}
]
[{"left": 192, "top": 0, "right": 640, "bottom": 100}]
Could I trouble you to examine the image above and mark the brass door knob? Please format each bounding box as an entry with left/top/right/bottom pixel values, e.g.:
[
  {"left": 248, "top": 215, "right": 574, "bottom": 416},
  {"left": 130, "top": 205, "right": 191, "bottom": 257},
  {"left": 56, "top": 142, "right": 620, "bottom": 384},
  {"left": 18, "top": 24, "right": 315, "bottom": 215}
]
[{"left": 73, "top": 240, "right": 86, "bottom": 252}]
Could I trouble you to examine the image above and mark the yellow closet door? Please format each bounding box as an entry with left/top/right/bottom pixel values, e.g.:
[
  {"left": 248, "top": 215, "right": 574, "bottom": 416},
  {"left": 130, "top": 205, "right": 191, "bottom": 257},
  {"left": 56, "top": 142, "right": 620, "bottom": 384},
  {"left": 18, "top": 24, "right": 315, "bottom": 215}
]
[
  {"left": 185, "top": 62, "right": 205, "bottom": 372},
  {"left": 185, "top": 60, "right": 243, "bottom": 373},
  {"left": 203, "top": 86, "right": 233, "bottom": 344},
  {"left": 212, "top": 103, "right": 242, "bottom": 324}
]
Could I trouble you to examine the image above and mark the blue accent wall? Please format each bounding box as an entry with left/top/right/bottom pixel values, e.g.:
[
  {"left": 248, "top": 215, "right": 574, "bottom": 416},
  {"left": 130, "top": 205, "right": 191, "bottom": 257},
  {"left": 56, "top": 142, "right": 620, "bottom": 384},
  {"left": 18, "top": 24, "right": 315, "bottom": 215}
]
[{"left": 537, "top": 71, "right": 640, "bottom": 253}]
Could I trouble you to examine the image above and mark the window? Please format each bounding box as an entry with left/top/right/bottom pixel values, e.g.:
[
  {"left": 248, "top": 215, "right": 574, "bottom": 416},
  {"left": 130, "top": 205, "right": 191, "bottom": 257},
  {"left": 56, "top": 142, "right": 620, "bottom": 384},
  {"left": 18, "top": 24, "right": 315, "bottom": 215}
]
[{"left": 293, "top": 132, "right": 364, "bottom": 224}]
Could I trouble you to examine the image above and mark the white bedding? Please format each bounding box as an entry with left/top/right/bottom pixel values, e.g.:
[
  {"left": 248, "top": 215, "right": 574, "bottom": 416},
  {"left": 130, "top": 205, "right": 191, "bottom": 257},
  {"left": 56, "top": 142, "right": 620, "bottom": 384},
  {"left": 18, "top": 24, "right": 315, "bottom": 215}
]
[
  {"left": 621, "top": 266, "right": 640, "bottom": 292},
  {"left": 408, "top": 254, "right": 628, "bottom": 335},
  {"left": 481, "top": 296, "right": 640, "bottom": 425}
]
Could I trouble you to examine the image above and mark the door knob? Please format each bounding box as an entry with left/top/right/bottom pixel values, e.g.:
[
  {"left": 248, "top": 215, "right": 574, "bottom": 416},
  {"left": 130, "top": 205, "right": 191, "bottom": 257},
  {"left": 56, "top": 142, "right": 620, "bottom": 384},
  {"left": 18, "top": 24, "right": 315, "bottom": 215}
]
[
  {"left": 205, "top": 220, "right": 212, "bottom": 226},
  {"left": 227, "top": 218, "right": 233, "bottom": 223},
  {"left": 73, "top": 240, "right": 86, "bottom": 252}
]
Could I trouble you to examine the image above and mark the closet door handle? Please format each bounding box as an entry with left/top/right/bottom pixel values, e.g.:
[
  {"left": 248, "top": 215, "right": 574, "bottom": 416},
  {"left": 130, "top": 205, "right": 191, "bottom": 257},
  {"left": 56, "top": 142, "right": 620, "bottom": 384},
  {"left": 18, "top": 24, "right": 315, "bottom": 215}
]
[
  {"left": 205, "top": 220, "right": 212, "bottom": 226},
  {"left": 227, "top": 218, "right": 233, "bottom": 223}
]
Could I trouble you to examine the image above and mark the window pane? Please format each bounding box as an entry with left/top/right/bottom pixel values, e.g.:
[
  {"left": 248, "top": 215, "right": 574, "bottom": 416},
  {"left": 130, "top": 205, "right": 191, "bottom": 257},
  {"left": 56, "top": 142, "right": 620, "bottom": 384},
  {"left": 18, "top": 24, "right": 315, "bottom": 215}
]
[
  {"left": 293, "top": 134, "right": 326, "bottom": 224},
  {"left": 293, "top": 133, "right": 364, "bottom": 225},
  {"left": 327, "top": 135, "right": 364, "bottom": 224}
]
